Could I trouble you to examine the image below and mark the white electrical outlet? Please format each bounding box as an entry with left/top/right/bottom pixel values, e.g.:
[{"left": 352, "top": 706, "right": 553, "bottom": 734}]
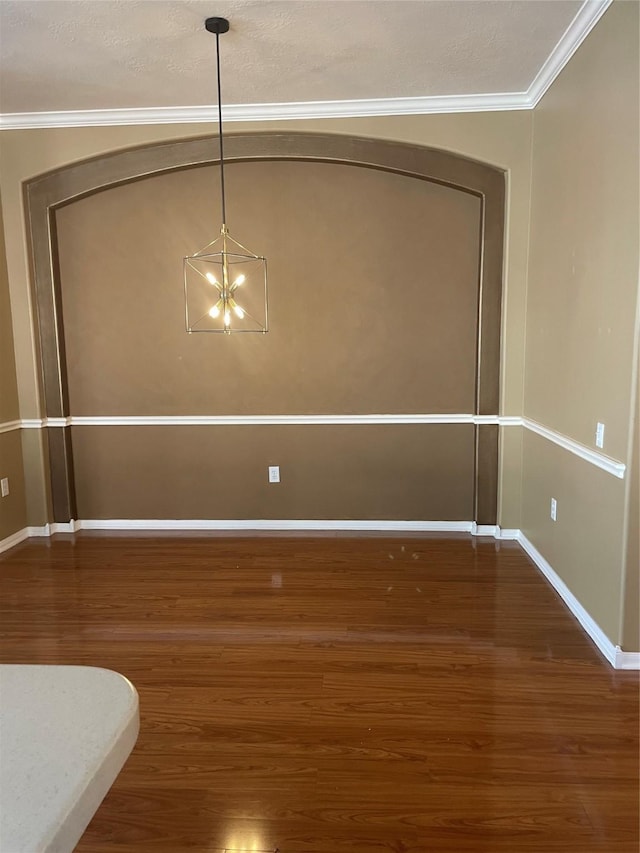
[
  {"left": 1, "top": 478, "right": 9, "bottom": 497},
  {"left": 550, "top": 498, "right": 557, "bottom": 521},
  {"left": 595, "top": 422, "right": 605, "bottom": 449},
  {"left": 268, "top": 466, "right": 280, "bottom": 483}
]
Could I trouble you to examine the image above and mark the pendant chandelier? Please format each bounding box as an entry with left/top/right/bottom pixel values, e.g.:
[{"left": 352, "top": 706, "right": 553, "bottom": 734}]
[{"left": 184, "top": 17, "right": 268, "bottom": 334}]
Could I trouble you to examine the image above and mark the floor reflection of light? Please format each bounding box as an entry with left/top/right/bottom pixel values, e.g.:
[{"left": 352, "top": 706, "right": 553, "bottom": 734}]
[{"left": 221, "top": 824, "right": 269, "bottom": 851}]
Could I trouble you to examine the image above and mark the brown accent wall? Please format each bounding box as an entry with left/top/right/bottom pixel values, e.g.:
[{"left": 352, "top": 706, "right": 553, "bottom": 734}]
[
  {"left": 72, "top": 424, "right": 474, "bottom": 521},
  {"left": 56, "top": 161, "right": 481, "bottom": 417},
  {"left": 54, "top": 158, "right": 485, "bottom": 522}
]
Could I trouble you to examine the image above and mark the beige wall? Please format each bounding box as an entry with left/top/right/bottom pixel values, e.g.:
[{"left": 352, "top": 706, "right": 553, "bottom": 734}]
[
  {"left": 622, "top": 365, "right": 639, "bottom": 651},
  {"left": 0, "top": 193, "right": 28, "bottom": 539},
  {"left": 523, "top": 0, "right": 640, "bottom": 649},
  {"left": 0, "top": 195, "right": 20, "bottom": 423},
  {"left": 522, "top": 431, "right": 627, "bottom": 642},
  {"left": 0, "top": 111, "right": 533, "bottom": 528}
]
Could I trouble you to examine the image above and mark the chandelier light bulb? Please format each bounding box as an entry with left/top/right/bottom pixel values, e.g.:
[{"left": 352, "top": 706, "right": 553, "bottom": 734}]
[
  {"left": 209, "top": 303, "right": 221, "bottom": 318},
  {"left": 205, "top": 272, "right": 218, "bottom": 286},
  {"left": 231, "top": 300, "right": 245, "bottom": 319},
  {"left": 233, "top": 273, "right": 245, "bottom": 288}
]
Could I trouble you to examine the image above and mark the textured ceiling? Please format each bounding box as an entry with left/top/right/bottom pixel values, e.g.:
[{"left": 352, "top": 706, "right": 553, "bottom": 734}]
[{"left": 0, "top": 0, "right": 583, "bottom": 114}]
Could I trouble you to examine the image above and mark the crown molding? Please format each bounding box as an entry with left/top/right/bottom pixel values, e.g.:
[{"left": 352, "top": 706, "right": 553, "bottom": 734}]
[
  {"left": 0, "top": 0, "right": 611, "bottom": 131},
  {"left": 527, "top": 0, "right": 613, "bottom": 106},
  {"left": 0, "top": 92, "right": 532, "bottom": 130}
]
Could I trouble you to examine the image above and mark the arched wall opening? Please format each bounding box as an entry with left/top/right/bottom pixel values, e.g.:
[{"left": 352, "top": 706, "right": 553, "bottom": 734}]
[{"left": 24, "top": 132, "right": 505, "bottom": 526}]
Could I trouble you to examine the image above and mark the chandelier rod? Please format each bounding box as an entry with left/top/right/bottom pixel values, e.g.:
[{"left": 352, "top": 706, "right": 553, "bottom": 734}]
[
  {"left": 214, "top": 27, "right": 227, "bottom": 228},
  {"left": 205, "top": 17, "right": 230, "bottom": 228}
]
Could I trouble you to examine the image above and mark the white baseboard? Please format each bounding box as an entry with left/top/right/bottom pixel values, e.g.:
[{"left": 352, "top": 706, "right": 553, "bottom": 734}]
[
  {"left": 51, "top": 521, "right": 79, "bottom": 534},
  {"left": 515, "top": 532, "right": 619, "bottom": 667},
  {"left": 497, "top": 528, "right": 520, "bottom": 540},
  {"left": 0, "top": 521, "right": 80, "bottom": 553},
  {"left": 614, "top": 648, "right": 640, "bottom": 669},
  {"left": 2, "top": 520, "right": 637, "bottom": 669},
  {"left": 26, "top": 525, "right": 51, "bottom": 537},
  {"left": 470, "top": 523, "right": 500, "bottom": 537},
  {"left": 0, "top": 528, "right": 30, "bottom": 554},
  {"left": 26, "top": 522, "right": 79, "bottom": 536},
  {"left": 78, "top": 519, "right": 474, "bottom": 533}
]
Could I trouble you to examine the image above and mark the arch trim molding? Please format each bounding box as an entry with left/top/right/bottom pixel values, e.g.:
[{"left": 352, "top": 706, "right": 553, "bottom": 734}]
[{"left": 23, "top": 131, "right": 505, "bottom": 524}]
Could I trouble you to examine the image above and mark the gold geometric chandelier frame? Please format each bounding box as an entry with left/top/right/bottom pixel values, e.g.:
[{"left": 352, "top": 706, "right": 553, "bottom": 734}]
[{"left": 184, "top": 227, "right": 268, "bottom": 333}]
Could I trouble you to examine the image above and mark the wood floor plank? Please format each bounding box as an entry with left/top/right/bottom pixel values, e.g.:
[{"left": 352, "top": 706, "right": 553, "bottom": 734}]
[{"left": 0, "top": 533, "right": 637, "bottom": 852}]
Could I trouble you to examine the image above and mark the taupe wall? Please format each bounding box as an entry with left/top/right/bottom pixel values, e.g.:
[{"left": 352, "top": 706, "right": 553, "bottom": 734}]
[
  {"left": 622, "top": 366, "right": 639, "bottom": 651},
  {"left": 72, "top": 424, "right": 475, "bottom": 522},
  {"left": 56, "top": 159, "right": 481, "bottom": 520},
  {"left": 0, "top": 111, "right": 533, "bottom": 528},
  {"left": 0, "top": 196, "right": 20, "bottom": 425},
  {"left": 523, "top": 0, "right": 640, "bottom": 648},
  {"left": 57, "top": 161, "right": 481, "bottom": 416},
  {"left": 0, "top": 193, "right": 28, "bottom": 539}
]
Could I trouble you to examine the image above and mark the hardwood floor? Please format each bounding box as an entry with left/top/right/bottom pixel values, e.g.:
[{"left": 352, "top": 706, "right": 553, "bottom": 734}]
[{"left": 0, "top": 533, "right": 638, "bottom": 852}]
